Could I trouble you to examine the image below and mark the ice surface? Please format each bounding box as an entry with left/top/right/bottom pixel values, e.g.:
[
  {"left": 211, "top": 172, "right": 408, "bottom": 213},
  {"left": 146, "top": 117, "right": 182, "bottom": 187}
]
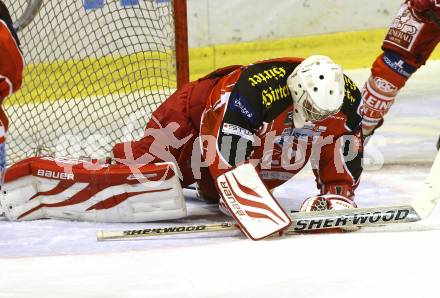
[{"left": 1, "top": 62, "right": 440, "bottom": 298}]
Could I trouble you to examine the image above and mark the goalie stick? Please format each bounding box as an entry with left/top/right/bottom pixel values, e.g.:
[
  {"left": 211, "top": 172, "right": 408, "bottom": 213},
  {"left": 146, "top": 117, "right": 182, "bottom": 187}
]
[
  {"left": 95, "top": 205, "right": 422, "bottom": 240},
  {"left": 97, "top": 150, "right": 440, "bottom": 241}
]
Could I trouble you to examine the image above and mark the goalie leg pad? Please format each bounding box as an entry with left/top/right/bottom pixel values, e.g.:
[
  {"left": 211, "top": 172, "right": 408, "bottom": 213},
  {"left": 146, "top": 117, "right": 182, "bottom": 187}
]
[{"left": 1, "top": 157, "right": 187, "bottom": 222}]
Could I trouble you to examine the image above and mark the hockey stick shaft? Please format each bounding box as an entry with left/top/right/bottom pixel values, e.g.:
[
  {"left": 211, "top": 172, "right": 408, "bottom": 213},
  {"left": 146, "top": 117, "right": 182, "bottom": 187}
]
[{"left": 97, "top": 222, "right": 237, "bottom": 241}]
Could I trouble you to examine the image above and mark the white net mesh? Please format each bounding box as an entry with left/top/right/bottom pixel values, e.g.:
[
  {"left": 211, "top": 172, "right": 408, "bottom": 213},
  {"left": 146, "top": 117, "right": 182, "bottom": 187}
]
[{"left": 3, "top": 0, "right": 177, "bottom": 164}]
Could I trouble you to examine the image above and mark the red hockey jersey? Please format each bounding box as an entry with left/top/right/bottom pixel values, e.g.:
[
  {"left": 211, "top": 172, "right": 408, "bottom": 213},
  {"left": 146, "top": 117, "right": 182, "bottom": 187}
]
[{"left": 0, "top": 3, "right": 24, "bottom": 131}]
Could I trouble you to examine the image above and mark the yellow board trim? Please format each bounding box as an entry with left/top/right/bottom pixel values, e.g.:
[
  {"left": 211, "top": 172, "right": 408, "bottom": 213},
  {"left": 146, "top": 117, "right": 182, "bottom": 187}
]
[
  {"left": 189, "top": 28, "right": 440, "bottom": 80},
  {"left": 7, "top": 28, "right": 440, "bottom": 104}
]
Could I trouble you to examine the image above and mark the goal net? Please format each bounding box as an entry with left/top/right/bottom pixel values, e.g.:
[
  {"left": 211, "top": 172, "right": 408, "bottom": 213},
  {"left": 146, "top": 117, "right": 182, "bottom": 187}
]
[{"left": 3, "top": 0, "right": 188, "bottom": 164}]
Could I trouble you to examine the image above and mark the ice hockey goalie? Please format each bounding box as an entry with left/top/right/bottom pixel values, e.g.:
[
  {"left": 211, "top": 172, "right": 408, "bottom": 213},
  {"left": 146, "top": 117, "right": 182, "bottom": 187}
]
[{"left": 1, "top": 55, "right": 363, "bottom": 240}]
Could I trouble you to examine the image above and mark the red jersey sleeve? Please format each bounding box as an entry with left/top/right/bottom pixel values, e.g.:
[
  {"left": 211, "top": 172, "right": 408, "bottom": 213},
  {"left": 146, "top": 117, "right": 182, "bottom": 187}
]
[
  {"left": 312, "top": 131, "right": 363, "bottom": 198},
  {"left": 0, "top": 17, "right": 24, "bottom": 103},
  {"left": 312, "top": 75, "right": 364, "bottom": 199}
]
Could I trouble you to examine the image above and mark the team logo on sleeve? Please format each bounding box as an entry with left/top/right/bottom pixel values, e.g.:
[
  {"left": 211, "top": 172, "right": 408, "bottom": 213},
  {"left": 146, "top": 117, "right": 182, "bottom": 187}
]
[
  {"left": 382, "top": 52, "right": 416, "bottom": 78},
  {"left": 229, "top": 94, "right": 256, "bottom": 124},
  {"left": 222, "top": 123, "right": 254, "bottom": 141},
  {"left": 384, "top": 3, "right": 422, "bottom": 51}
]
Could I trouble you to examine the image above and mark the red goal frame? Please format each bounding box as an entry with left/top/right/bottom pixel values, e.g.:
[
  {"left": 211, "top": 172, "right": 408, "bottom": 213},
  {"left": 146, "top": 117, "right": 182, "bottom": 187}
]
[{"left": 174, "top": 0, "right": 189, "bottom": 88}]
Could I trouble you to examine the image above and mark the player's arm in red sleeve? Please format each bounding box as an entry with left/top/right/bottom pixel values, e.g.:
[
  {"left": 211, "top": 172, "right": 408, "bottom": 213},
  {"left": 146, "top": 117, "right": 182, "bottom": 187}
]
[
  {"left": 302, "top": 125, "right": 363, "bottom": 214},
  {"left": 300, "top": 131, "right": 363, "bottom": 227},
  {"left": 0, "top": 1, "right": 24, "bottom": 184},
  {"left": 317, "top": 76, "right": 364, "bottom": 200},
  {"left": 362, "top": 1, "right": 440, "bottom": 136},
  {"left": 302, "top": 74, "right": 364, "bottom": 213},
  {"left": 313, "top": 130, "right": 363, "bottom": 200},
  {"left": 0, "top": 1, "right": 24, "bottom": 104},
  {"left": 317, "top": 74, "right": 364, "bottom": 200}
]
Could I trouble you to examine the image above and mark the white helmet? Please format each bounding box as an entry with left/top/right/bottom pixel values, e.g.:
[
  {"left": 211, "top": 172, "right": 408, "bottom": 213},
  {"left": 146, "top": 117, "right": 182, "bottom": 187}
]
[{"left": 287, "top": 55, "right": 345, "bottom": 128}]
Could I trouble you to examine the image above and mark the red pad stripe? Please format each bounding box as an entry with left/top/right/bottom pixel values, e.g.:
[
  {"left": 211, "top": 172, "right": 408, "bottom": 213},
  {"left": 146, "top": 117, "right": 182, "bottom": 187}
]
[
  {"left": 86, "top": 188, "right": 172, "bottom": 211},
  {"left": 228, "top": 173, "right": 287, "bottom": 224},
  {"left": 17, "top": 183, "right": 108, "bottom": 220},
  {"left": 30, "top": 180, "right": 76, "bottom": 201},
  {"left": 245, "top": 210, "right": 277, "bottom": 224},
  {"left": 231, "top": 173, "right": 260, "bottom": 197}
]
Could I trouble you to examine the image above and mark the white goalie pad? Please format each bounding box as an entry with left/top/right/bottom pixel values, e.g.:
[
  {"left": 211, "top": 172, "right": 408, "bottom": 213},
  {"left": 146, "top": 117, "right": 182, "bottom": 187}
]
[
  {"left": 0, "top": 157, "right": 186, "bottom": 222},
  {"left": 217, "top": 164, "right": 291, "bottom": 240}
]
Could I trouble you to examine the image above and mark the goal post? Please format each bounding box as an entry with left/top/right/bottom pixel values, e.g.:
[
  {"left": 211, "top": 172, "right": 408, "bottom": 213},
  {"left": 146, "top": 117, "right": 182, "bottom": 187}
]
[
  {"left": 3, "top": 0, "right": 189, "bottom": 164},
  {"left": 173, "top": 0, "right": 189, "bottom": 89}
]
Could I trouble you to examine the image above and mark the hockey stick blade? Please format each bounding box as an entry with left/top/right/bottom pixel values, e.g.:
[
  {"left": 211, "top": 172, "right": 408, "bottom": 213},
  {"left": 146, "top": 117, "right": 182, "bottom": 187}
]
[
  {"left": 290, "top": 150, "right": 440, "bottom": 232},
  {"left": 97, "top": 152, "right": 440, "bottom": 241},
  {"left": 292, "top": 151, "right": 440, "bottom": 231}
]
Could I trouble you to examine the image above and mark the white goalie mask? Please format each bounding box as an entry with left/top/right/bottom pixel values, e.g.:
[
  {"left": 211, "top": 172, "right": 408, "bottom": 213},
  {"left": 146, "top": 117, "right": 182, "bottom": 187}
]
[{"left": 287, "top": 55, "right": 345, "bottom": 128}]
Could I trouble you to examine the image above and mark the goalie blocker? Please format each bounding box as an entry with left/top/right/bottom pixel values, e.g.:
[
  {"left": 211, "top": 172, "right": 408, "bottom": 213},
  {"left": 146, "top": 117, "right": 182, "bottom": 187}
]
[
  {"left": 0, "top": 156, "right": 186, "bottom": 222},
  {"left": 217, "top": 164, "right": 291, "bottom": 240}
]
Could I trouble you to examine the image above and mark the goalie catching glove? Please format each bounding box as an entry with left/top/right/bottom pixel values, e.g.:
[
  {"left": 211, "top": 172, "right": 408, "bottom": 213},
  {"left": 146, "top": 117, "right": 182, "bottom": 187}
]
[
  {"left": 0, "top": 156, "right": 186, "bottom": 222},
  {"left": 300, "top": 194, "right": 359, "bottom": 232},
  {"left": 300, "top": 194, "right": 357, "bottom": 212}
]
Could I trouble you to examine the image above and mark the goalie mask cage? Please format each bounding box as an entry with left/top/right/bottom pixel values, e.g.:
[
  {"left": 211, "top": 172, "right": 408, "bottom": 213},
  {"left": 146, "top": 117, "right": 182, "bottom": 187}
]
[{"left": 3, "top": 0, "right": 189, "bottom": 164}]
